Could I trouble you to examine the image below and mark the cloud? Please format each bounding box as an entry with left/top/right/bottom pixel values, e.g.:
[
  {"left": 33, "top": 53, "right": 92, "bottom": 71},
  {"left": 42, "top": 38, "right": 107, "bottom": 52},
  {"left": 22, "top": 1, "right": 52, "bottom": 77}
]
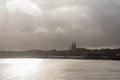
[
  {"left": 51, "top": 6, "right": 89, "bottom": 17},
  {"left": 6, "top": 0, "right": 42, "bottom": 16},
  {"left": 0, "top": 0, "right": 120, "bottom": 50},
  {"left": 54, "top": 6, "right": 79, "bottom": 12},
  {"left": 34, "top": 26, "right": 50, "bottom": 35}
]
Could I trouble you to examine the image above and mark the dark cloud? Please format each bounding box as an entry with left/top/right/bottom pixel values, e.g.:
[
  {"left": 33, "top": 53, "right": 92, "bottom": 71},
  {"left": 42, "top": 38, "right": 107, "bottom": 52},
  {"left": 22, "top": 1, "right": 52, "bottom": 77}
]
[{"left": 0, "top": 0, "right": 120, "bottom": 50}]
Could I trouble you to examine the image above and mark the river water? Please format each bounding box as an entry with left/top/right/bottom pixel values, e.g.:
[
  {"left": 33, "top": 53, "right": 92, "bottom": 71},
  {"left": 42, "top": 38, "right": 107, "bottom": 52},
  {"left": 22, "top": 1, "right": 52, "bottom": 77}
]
[{"left": 0, "top": 58, "right": 120, "bottom": 80}]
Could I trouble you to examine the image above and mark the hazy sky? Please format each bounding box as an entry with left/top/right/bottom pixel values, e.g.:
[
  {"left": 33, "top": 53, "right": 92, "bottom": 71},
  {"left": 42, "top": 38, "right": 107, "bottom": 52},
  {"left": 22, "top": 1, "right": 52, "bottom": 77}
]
[{"left": 0, "top": 0, "right": 120, "bottom": 50}]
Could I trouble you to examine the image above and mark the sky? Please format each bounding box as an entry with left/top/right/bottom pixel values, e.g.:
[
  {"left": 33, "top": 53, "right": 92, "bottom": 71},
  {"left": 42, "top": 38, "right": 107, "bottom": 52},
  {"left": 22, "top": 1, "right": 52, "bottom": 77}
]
[{"left": 0, "top": 0, "right": 120, "bottom": 50}]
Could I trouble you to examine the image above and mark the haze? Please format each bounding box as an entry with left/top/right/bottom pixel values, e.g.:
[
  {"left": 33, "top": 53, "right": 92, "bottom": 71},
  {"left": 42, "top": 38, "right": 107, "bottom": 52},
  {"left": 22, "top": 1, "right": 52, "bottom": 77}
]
[{"left": 0, "top": 0, "right": 120, "bottom": 50}]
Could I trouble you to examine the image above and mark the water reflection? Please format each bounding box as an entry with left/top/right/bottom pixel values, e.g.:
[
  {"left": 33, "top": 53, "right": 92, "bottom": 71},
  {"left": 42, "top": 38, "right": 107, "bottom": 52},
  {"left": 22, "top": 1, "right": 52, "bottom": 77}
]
[
  {"left": 0, "top": 59, "right": 120, "bottom": 80},
  {"left": 0, "top": 58, "right": 44, "bottom": 80}
]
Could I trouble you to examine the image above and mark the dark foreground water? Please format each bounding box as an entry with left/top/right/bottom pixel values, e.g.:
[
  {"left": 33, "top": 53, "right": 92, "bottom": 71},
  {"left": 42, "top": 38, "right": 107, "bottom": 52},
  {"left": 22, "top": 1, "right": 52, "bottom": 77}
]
[{"left": 0, "top": 59, "right": 120, "bottom": 80}]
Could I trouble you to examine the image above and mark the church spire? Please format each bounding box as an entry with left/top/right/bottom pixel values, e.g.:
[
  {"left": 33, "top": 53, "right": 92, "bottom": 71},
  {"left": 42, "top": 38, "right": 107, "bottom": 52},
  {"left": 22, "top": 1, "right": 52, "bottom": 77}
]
[
  {"left": 73, "top": 41, "right": 76, "bottom": 49},
  {"left": 69, "top": 41, "right": 77, "bottom": 50}
]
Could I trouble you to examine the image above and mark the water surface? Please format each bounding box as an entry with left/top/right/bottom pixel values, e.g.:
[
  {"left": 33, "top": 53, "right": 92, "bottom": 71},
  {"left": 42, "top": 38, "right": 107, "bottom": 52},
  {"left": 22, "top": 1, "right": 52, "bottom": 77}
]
[{"left": 0, "top": 59, "right": 120, "bottom": 80}]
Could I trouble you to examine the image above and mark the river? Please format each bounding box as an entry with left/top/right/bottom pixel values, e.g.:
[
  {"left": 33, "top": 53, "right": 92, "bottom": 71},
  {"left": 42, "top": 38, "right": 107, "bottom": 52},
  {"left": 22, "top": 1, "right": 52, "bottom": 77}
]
[{"left": 0, "top": 58, "right": 120, "bottom": 80}]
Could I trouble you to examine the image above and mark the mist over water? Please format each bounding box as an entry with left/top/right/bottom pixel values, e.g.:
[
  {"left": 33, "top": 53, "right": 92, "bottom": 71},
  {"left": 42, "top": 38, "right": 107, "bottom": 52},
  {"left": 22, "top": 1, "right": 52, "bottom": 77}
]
[{"left": 0, "top": 59, "right": 120, "bottom": 80}]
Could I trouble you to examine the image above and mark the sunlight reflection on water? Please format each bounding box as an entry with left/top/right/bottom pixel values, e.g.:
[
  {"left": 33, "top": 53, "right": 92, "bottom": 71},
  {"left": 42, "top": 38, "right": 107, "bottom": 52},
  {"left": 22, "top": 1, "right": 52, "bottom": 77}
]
[
  {"left": 0, "top": 59, "right": 120, "bottom": 80},
  {"left": 0, "top": 58, "right": 45, "bottom": 80}
]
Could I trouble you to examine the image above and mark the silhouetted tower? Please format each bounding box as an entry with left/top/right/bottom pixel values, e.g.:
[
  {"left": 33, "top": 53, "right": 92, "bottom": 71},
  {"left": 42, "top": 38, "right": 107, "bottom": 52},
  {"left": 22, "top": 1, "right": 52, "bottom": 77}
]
[
  {"left": 73, "top": 41, "right": 76, "bottom": 49},
  {"left": 69, "top": 41, "right": 77, "bottom": 50}
]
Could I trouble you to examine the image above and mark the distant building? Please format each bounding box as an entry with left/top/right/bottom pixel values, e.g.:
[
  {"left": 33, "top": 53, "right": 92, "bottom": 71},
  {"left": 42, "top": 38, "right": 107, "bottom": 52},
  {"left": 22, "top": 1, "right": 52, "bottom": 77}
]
[
  {"left": 69, "top": 41, "right": 77, "bottom": 51},
  {"left": 69, "top": 41, "right": 88, "bottom": 52}
]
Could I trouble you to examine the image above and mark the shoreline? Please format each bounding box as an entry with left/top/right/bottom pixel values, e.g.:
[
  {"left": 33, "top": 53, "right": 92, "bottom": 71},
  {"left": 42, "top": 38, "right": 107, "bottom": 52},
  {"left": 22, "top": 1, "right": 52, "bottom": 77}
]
[{"left": 0, "top": 56, "right": 119, "bottom": 60}]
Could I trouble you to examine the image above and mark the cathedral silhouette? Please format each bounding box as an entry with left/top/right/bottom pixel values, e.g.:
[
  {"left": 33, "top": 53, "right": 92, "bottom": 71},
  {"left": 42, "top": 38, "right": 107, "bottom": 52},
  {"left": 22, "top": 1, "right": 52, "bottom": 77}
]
[{"left": 69, "top": 41, "right": 77, "bottom": 50}]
